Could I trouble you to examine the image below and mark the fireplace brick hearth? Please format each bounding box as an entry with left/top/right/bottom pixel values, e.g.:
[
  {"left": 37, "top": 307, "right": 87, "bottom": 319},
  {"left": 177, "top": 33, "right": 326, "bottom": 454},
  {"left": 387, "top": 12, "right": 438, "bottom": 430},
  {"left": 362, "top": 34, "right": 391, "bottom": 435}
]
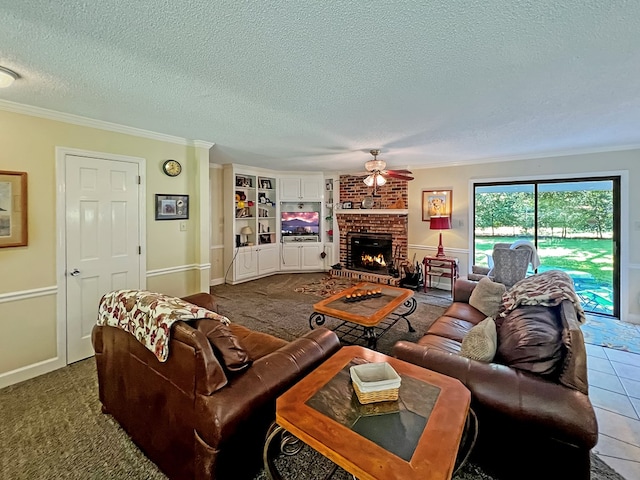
[{"left": 336, "top": 175, "right": 408, "bottom": 268}]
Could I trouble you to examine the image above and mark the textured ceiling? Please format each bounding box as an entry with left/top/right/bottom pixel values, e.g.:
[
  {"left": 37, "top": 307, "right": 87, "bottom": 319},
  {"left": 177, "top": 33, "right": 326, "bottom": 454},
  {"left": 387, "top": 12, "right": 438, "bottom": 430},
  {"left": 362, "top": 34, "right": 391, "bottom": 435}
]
[{"left": 1, "top": 1, "right": 639, "bottom": 172}]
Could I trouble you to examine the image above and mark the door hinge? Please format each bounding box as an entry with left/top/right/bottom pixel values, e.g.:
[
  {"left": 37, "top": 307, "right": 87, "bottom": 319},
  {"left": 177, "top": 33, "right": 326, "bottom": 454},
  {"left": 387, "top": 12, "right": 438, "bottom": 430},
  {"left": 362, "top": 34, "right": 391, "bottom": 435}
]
[
  {"left": 137, "top": 175, "right": 141, "bottom": 185},
  {"left": 138, "top": 246, "right": 141, "bottom": 255}
]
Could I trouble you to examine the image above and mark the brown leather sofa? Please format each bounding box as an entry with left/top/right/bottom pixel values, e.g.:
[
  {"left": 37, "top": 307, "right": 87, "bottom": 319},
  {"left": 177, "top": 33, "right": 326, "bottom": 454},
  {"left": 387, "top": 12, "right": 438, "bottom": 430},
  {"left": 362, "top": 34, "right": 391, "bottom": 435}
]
[
  {"left": 392, "top": 280, "right": 598, "bottom": 480},
  {"left": 92, "top": 292, "right": 341, "bottom": 480}
]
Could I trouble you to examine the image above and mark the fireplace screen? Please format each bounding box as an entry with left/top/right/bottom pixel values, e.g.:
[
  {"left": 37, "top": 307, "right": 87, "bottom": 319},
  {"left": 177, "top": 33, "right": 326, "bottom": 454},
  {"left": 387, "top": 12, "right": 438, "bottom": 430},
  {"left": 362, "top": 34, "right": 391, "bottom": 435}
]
[{"left": 347, "top": 232, "right": 393, "bottom": 273}]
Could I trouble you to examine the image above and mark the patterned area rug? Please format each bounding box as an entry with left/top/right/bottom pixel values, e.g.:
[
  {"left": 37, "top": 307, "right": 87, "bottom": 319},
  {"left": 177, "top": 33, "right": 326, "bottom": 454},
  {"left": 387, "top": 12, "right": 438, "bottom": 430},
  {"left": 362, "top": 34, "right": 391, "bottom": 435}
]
[
  {"left": 292, "top": 274, "right": 454, "bottom": 308},
  {"left": 293, "top": 275, "right": 357, "bottom": 297},
  {"left": 582, "top": 314, "right": 640, "bottom": 355}
]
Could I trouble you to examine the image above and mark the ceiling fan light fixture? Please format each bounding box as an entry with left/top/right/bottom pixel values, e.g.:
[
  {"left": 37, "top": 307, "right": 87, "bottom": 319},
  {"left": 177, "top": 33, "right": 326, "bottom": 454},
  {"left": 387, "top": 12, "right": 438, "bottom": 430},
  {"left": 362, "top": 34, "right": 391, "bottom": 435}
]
[
  {"left": 365, "top": 159, "right": 386, "bottom": 172},
  {"left": 375, "top": 174, "right": 386, "bottom": 186},
  {"left": 0, "top": 66, "right": 18, "bottom": 88},
  {"left": 363, "top": 175, "right": 375, "bottom": 187}
]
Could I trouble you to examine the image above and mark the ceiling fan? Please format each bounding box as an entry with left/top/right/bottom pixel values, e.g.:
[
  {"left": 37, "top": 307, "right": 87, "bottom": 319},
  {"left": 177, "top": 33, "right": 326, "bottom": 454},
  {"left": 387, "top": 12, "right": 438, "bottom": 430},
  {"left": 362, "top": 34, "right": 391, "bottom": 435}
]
[{"left": 361, "top": 149, "right": 414, "bottom": 189}]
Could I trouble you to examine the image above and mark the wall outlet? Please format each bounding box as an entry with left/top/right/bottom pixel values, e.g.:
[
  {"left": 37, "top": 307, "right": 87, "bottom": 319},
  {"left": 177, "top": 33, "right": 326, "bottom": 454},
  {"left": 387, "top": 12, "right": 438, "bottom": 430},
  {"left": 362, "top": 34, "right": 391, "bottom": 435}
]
[{"left": 180, "top": 221, "right": 187, "bottom": 232}]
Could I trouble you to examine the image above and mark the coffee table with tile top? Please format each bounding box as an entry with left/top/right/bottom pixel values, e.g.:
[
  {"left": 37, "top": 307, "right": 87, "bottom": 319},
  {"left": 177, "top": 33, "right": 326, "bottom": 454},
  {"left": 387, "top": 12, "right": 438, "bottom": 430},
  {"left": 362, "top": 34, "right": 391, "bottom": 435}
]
[
  {"left": 309, "top": 282, "right": 417, "bottom": 350},
  {"left": 264, "top": 346, "right": 474, "bottom": 480}
]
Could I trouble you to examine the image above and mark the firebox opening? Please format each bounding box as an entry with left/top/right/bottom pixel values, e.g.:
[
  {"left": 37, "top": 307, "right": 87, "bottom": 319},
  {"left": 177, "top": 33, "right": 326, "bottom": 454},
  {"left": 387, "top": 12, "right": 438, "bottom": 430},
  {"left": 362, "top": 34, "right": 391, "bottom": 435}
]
[{"left": 347, "top": 232, "right": 393, "bottom": 273}]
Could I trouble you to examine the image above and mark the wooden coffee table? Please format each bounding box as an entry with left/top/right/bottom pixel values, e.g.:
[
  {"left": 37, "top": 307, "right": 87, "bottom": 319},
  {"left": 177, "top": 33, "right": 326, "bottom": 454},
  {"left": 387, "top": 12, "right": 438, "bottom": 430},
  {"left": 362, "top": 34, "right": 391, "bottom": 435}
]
[
  {"left": 264, "top": 346, "right": 473, "bottom": 480},
  {"left": 309, "top": 282, "right": 417, "bottom": 350}
]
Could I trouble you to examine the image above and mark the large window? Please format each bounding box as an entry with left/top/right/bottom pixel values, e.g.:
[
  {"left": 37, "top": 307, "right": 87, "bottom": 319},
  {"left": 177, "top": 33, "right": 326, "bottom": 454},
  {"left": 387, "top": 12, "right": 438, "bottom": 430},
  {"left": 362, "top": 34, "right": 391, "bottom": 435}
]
[{"left": 474, "top": 177, "right": 620, "bottom": 317}]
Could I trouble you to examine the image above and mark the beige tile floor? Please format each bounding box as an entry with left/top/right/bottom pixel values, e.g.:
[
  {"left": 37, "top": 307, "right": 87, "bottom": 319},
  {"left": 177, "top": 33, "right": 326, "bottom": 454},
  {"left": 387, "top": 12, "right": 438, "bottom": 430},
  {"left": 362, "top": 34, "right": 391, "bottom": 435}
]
[{"left": 587, "top": 338, "right": 640, "bottom": 479}]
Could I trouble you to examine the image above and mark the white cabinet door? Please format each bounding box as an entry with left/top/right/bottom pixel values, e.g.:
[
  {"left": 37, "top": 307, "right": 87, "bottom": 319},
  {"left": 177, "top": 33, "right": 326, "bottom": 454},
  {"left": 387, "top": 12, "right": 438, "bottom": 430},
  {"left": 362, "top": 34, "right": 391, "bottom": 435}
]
[
  {"left": 279, "top": 175, "right": 323, "bottom": 201},
  {"left": 235, "top": 248, "right": 259, "bottom": 280},
  {"left": 279, "top": 177, "right": 303, "bottom": 201},
  {"left": 300, "top": 244, "right": 324, "bottom": 270},
  {"left": 280, "top": 244, "right": 302, "bottom": 271},
  {"left": 257, "top": 245, "right": 279, "bottom": 275},
  {"left": 300, "top": 177, "right": 322, "bottom": 200},
  {"left": 281, "top": 243, "right": 324, "bottom": 270}
]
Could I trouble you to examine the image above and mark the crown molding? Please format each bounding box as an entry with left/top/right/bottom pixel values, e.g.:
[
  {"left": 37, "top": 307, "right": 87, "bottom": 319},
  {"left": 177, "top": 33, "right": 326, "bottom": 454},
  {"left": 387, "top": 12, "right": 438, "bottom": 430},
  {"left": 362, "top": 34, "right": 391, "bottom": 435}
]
[
  {"left": 0, "top": 99, "right": 215, "bottom": 147},
  {"left": 410, "top": 144, "right": 640, "bottom": 171},
  {"left": 193, "top": 140, "right": 215, "bottom": 149}
]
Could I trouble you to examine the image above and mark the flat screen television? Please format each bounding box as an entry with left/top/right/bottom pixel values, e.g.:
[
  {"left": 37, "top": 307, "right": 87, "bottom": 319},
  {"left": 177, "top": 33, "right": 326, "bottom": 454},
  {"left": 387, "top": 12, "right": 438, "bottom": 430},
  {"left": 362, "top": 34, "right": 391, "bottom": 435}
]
[{"left": 281, "top": 211, "right": 320, "bottom": 236}]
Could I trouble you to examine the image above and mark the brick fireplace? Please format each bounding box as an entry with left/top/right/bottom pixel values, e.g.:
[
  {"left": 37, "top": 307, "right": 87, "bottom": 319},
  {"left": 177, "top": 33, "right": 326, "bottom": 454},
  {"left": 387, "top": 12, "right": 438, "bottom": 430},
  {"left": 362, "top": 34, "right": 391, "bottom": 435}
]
[{"left": 336, "top": 175, "right": 408, "bottom": 269}]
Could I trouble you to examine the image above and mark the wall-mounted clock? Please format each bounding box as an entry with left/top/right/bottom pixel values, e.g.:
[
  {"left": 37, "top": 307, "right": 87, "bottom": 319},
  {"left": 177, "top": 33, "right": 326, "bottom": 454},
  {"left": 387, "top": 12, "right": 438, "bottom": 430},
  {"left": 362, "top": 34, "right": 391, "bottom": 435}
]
[{"left": 162, "top": 159, "right": 182, "bottom": 177}]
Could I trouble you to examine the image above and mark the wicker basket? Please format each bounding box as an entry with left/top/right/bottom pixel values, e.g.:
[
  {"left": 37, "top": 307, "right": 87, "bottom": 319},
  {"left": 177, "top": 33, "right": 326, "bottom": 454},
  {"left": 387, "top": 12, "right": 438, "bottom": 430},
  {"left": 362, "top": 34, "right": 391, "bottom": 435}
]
[
  {"left": 352, "top": 381, "right": 399, "bottom": 404},
  {"left": 350, "top": 362, "right": 401, "bottom": 405}
]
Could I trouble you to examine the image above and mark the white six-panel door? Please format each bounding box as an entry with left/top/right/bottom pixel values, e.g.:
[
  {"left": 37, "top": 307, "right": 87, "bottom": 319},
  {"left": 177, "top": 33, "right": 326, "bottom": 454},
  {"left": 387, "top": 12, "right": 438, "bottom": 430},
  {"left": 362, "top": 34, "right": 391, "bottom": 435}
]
[{"left": 65, "top": 155, "right": 141, "bottom": 363}]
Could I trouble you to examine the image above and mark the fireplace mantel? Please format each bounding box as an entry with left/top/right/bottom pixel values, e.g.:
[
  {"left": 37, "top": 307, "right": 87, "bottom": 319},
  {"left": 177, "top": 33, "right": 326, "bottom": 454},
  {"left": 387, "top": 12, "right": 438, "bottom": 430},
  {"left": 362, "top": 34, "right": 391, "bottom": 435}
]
[{"left": 336, "top": 209, "right": 408, "bottom": 215}]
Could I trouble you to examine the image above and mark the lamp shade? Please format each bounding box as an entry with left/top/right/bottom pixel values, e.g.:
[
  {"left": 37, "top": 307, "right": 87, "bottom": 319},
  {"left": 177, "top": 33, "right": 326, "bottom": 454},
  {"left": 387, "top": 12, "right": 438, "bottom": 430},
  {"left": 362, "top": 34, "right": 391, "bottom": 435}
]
[
  {"left": 363, "top": 175, "right": 375, "bottom": 187},
  {"left": 430, "top": 216, "right": 451, "bottom": 230},
  {"left": 363, "top": 172, "right": 387, "bottom": 187},
  {"left": 240, "top": 226, "right": 253, "bottom": 235}
]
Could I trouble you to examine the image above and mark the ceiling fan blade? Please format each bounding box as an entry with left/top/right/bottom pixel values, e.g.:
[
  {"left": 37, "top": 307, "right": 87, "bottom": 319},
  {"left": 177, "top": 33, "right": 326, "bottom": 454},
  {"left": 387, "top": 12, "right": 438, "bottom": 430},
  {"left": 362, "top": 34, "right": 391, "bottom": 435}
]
[
  {"left": 384, "top": 171, "right": 414, "bottom": 181},
  {"left": 385, "top": 169, "right": 413, "bottom": 174}
]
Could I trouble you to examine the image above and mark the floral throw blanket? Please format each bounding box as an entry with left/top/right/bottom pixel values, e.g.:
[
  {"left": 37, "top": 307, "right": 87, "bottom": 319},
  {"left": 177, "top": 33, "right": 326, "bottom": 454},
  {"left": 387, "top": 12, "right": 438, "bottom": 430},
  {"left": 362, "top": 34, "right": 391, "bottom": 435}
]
[
  {"left": 97, "top": 289, "right": 230, "bottom": 362},
  {"left": 500, "top": 270, "right": 586, "bottom": 324}
]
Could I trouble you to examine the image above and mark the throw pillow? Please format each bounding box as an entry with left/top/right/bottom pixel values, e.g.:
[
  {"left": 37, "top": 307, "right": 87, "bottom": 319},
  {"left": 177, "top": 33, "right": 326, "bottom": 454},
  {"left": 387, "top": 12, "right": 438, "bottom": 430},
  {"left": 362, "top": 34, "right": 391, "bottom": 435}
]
[
  {"left": 195, "top": 319, "right": 252, "bottom": 373},
  {"left": 468, "top": 277, "right": 507, "bottom": 318},
  {"left": 496, "top": 305, "right": 563, "bottom": 376},
  {"left": 460, "top": 317, "right": 497, "bottom": 362}
]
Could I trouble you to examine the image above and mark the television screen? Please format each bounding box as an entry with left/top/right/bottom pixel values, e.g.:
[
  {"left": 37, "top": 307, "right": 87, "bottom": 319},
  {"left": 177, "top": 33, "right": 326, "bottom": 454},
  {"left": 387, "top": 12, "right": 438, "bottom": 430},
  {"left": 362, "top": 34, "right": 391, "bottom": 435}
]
[{"left": 281, "top": 211, "right": 320, "bottom": 235}]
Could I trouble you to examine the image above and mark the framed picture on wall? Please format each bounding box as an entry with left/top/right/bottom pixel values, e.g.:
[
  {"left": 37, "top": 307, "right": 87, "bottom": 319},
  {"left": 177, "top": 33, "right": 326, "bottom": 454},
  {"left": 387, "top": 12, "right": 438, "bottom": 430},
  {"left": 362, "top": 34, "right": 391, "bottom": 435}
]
[
  {"left": 0, "top": 170, "right": 28, "bottom": 247},
  {"left": 155, "top": 194, "right": 189, "bottom": 220},
  {"left": 422, "top": 190, "right": 452, "bottom": 221}
]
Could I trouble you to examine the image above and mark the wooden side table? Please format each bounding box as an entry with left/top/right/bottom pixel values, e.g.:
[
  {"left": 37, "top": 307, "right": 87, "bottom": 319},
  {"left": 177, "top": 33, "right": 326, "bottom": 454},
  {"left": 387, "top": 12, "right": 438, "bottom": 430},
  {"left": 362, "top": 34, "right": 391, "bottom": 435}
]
[{"left": 423, "top": 256, "right": 459, "bottom": 298}]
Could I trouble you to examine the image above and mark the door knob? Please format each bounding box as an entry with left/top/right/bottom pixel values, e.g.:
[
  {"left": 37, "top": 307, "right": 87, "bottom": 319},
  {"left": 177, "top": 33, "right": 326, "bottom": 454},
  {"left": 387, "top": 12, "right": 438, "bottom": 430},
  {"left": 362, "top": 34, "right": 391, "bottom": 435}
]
[{"left": 69, "top": 269, "right": 80, "bottom": 276}]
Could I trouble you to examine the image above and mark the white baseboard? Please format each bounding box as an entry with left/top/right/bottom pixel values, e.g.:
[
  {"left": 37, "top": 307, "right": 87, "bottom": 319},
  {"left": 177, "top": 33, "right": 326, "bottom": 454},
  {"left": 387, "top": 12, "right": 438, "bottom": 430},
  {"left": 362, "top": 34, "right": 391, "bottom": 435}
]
[
  {"left": 625, "top": 313, "right": 640, "bottom": 325},
  {"left": 0, "top": 356, "right": 67, "bottom": 390},
  {"left": 210, "top": 277, "right": 225, "bottom": 286}
]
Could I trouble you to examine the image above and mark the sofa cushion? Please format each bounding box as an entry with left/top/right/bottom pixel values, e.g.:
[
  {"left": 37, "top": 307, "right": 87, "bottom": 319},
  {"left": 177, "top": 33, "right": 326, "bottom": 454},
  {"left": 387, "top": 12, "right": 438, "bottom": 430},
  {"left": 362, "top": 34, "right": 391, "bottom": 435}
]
[
  {"left": 427, "top": 316, "right": 478, "bottom": 343},
  {"left": 416, "top": 334, "right": 463, "bottom": 354},
  {"left": 468, "top": 277, "right": 507, "bottom": 317},
  {"left": 195, "top": 320, "right": 252, "bottom": 373},
  {"left": 496, "top": 305, "right": 563, "bottom": 376},
  {"left": 442, "top": 302, "right": 488, "bottom": 327},
  {"left": 460, "top": 317, "right": 497, "bottom": 362},
  {"left": 230, "top": 324, "right": 289, "bottom": 361}
]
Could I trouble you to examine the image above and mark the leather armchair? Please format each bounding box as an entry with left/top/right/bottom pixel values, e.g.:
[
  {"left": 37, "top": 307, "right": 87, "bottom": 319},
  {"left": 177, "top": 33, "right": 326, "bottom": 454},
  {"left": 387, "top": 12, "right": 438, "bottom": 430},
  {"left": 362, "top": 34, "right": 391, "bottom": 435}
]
[{"left": 92, "top": 292, "right": 341, "bottom": 480}]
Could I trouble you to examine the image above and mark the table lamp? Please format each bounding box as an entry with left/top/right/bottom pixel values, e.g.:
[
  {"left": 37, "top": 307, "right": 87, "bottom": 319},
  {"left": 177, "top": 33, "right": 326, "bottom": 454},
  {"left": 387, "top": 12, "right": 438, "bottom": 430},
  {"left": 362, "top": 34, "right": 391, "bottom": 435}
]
[
  {"left": 430, "top": 216, "right": 452, "bottom": 258},
  {"left": 240, "top": 226, "right": 253, "bottom": 246}
]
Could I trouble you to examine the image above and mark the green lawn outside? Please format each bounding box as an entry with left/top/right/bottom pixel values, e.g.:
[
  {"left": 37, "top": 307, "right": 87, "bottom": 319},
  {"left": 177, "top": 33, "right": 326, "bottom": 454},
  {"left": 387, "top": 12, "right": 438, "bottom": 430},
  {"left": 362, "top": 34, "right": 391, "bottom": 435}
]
[{"left": 475, "top": 236, "right": 614, "bottom": 287}]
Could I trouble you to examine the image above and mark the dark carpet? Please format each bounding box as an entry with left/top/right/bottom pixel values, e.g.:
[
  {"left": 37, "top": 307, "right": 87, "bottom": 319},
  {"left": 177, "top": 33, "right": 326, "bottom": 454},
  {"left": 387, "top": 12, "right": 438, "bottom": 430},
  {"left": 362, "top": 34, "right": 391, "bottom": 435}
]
[
  {"left": 211, "top": 273, "right": 451, "bottom": 355},
  {"left": 0, "top": 273, "right": 625, "bottom": 480}
]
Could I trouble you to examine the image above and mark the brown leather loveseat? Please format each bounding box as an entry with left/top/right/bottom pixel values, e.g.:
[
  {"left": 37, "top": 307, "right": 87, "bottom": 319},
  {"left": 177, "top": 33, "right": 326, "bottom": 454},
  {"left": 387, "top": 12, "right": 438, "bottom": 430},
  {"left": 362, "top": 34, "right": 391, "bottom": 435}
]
[
  {"left": 392, "top": 278, "right": 598, "bottom": 480},
  {"left": 92, "top": 292, "right": 341, "bottom": 480}
]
